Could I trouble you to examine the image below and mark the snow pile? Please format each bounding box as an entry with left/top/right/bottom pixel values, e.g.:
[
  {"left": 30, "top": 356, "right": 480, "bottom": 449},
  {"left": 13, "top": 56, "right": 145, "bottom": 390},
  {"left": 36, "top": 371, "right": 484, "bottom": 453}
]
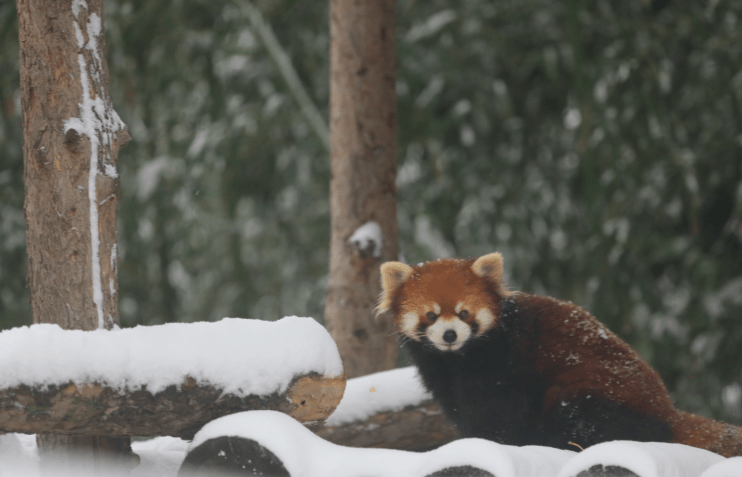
[
  {"left": 418, "top": 439, "right": 573, "bottom": 477},
  {"left": 1, "top": 420, "right": 740, "bottom": 477},
  {"left": 0, "top": 317, "right": 343, "bottom": 396},
  {"left": 189, "top": 410, "right": 574, "bottom": 477},
  {"left": 0, "top": 434, "right": 188, "bottom": 477},
  {"left": 699, "top": 456, "right": 742, "bottom": 477},
  {"left": 0, "top": 432, "right": 38, "bottom": 475},
  {"left": 132, "top": 436, "right": 189, "bottom": 477},
  {"left": 556, "top": 440, "right": 725, "bottom": 477},
  {"left": 325, "top": 366, "right": 431, "bottom": 426},
  {"left": 348, "top": 221, "right": 383, "bottom": 258}
]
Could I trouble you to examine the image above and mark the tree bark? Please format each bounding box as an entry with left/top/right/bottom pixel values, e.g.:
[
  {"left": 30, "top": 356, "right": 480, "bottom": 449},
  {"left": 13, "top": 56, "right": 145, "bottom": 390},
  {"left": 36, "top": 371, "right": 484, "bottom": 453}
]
[
  {"left": 0, "top": 373, "right": 346, "bottom": 439},
  {"left": 326, "top": 0, "right": 399, "bottom": 378},
  {"left": 17, "top": 0, "right": 131, "bottom": 467}
]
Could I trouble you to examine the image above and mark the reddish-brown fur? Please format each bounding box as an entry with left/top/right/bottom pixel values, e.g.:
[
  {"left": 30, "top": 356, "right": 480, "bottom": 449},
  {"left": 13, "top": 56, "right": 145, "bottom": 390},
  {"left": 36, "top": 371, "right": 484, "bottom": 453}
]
[{"left": 379, "top": 254, "right": 742, "bottom": 456}]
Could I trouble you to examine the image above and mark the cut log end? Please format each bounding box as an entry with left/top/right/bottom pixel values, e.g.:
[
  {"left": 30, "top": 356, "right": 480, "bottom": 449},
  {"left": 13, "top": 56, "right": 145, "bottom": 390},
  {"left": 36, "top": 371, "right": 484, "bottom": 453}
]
[{"left": 286, "top": 374, "right": 346, "bottom": 427}]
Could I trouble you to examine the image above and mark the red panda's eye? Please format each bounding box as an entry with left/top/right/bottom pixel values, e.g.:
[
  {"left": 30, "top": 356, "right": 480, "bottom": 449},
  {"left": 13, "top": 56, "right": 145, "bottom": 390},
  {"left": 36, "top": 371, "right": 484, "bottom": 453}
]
[
  {"left": 459, "top": 310, "right": 469, "bottom": 319},
  {"left": 426, "top": 311, "right": 437, "bottom": 321}
]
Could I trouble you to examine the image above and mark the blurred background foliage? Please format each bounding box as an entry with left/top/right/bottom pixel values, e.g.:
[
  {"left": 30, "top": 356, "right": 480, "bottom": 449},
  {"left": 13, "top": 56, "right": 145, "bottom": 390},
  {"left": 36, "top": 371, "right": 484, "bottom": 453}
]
[{"left": 0, "top": 0, "right": 741, "bottom": 422}]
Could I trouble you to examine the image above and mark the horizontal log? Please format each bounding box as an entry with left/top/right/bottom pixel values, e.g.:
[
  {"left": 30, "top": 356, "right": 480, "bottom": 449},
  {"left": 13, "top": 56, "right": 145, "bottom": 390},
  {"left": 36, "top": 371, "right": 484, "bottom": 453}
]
[
  {"left": 0, "top": 373, "right": 345, "bottom": 439},
  {"left": 316, "top": 398, "right": 457, "bottom": 451}
]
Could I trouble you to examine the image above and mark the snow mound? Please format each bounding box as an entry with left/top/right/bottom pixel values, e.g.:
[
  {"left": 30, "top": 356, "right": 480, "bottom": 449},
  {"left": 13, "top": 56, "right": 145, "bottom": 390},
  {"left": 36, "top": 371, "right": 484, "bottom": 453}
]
[
  {"left": 556, "top": 440, "right": 725, "bottom": 477},
  {"left": 188, "top": 410, "right": 575, "bottom": 477},
  {"left": 0, "top": 316, "right": 343, "bottom": 396},
  {"left": 325, "top": 366, "right": 431, "bottom": 426},
  {"left": 699, "top": 456, "right": 742, "bottom": 477},
  {"left": 419, "top": 438, "right": 573, "bottom": 477},
  {"left": 132, "top": 436, "right": 189, "bottom": 477}
]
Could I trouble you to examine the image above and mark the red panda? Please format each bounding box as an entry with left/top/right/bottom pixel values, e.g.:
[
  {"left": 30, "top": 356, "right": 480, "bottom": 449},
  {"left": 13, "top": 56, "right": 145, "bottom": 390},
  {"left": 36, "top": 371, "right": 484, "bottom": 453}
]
[{"left": 378, "top": 252, "right": 742, "bottom": 457}]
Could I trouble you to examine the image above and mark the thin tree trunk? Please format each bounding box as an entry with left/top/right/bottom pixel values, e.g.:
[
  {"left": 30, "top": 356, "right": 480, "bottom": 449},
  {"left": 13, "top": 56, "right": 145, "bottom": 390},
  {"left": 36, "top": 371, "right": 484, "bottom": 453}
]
[
  {"left": 325, "top": 0, "right": 399, "bottom": 378},
  {"left": 17, "top": 0, "right": 132, "bottom": 470}
]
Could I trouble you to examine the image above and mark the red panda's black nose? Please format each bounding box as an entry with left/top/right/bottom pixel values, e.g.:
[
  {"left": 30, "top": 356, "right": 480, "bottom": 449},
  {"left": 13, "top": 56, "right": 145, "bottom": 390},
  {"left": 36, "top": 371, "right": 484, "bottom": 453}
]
[{"left": 443, "top": 330, "right": 457, "bottom": 344}]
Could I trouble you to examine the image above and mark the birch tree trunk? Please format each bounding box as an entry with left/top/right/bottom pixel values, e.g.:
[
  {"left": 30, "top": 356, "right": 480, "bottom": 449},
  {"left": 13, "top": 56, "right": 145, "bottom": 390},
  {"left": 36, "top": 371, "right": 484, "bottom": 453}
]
[
  {"left": 17, "top": 0, "right": 132, "bottom": 469},
  {"left": 325, "top": 0, "right": 399, "bottom": 378}
]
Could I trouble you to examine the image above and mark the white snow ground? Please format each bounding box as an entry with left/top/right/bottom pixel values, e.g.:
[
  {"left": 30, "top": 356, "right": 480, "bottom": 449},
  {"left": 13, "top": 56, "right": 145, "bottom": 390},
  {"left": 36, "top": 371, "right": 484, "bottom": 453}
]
[
  {"left": 2, "top": 415, "right": 739, "bottom": 477},
  {"left": 325, "top": 366, "right": 432, "bottom": 426},
  {"left": 187, "top": 410, "right": 574, "bottom": 477},
  {"left": 0, "top": 321, "right": 740, "bottom": 477}
]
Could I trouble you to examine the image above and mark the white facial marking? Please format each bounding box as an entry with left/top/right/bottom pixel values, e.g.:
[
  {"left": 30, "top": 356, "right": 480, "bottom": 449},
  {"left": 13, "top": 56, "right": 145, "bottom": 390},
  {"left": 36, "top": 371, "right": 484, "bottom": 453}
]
[
  {"left": 433, "top": 303, "right": 441, "bottom": 315},
  {"left": 455, "top": 302, "right": 463, "bottom": 314},
  {"left": 427, "top": 317, "right": 472, "bottom": 351},
  {"left": 475, "top": 308, "right": 495, "bottom": 334},
  {"left": 400, "top": 312, "right": 421, "bottom": 340}
]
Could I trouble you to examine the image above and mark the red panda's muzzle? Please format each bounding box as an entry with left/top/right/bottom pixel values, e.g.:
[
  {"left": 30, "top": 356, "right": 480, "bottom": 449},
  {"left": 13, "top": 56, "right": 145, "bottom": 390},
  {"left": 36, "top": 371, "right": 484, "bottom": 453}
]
[{"left": 425, "top": 316, "right": 473, "bottom": 351}]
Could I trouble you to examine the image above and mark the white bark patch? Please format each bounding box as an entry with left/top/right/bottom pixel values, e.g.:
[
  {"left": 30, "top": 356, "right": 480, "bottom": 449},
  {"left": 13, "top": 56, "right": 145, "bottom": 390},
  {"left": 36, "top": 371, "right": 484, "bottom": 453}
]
[
  {"left": 110, "top": 243, "right": 117, "bottom": 274},
  {"left": 71, "top": 0, "right": 86, "bottom": 17},
  {"left": 64, "top": 2, "right": 126, "bottom": 329}
]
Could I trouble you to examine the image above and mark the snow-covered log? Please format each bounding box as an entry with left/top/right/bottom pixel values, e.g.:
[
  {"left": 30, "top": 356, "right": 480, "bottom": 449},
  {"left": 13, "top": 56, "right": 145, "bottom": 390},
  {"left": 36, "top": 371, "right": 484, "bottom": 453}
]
[
  {"left": 0, "top": 373, "right": 344, "bottom": 439},
  {"left": 0, "top": 317, "right": 345, "bottom": 438},
  {"left": 178, "top": 410, "right": 574, "bottom": 477},
  {"left": 555, "top": 440, "right": 724, "bottom": 477},
  {"left": 700, "top": 457, "right": 742, "bottom": 477},
  {"left": 316, "top": 399, "right": 456, "bottom": 451},
  {"left": 316, "top": 367, "right": 457, "bottom": 450}
]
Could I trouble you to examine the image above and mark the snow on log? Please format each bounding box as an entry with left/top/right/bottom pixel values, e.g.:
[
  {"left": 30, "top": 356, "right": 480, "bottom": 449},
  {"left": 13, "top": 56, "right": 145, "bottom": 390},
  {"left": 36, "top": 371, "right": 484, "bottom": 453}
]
[
  {"left": 316, "top": 367, "right": 458, "bottom": 450},
  {"left": 700, "top": 456, "right": 742, "bottom": 477},
  {"left": 180, "top": 410, "right": 574, "bottom": 477},
  {"left": 555, "top": 440, "right": 724, "bottom": 477},
  {"left": 0, "top": 317, "right": 345, "bottom": 438}
]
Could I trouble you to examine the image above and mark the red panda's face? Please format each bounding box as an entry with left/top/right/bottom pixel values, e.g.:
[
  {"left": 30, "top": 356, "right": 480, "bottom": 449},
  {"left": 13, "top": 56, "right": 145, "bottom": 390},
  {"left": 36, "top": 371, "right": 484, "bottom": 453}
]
[{"left": 378, "top": 253, "right": 509, "bottom": 352}]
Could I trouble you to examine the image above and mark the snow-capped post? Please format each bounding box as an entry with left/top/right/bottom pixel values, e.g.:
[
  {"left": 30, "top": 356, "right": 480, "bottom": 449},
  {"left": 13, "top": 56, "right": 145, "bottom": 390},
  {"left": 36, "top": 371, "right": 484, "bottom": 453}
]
[
  {"left": 17, "top": 0, "right": 131, "bottom": 468},
  {"left": 326, "top": 0, "right": 399, "bottom": 378},
  {"left": 348, "top": 221, "right": 383, "bottom": 259}
]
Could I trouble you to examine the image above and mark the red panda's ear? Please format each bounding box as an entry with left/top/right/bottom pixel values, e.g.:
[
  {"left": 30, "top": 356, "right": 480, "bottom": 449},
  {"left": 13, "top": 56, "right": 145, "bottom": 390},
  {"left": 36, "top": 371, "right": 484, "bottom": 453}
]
[
  {"left": 472, "top": 253, "right": 510, "bottom": 295},
  {"left": 377, "top": 262, "right": 414, "bottom": 313},
  {"left": 472, "top": 252, "right": 504, "bottom": 279}
]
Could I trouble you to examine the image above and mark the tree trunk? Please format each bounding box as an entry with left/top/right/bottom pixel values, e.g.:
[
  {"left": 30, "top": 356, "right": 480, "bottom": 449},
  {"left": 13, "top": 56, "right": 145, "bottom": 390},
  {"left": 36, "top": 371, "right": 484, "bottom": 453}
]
[
  {"left": 17, "top": 0, "right": 131, "bottom": 469},
  {"left": 326, "top": 0, "right": 399, "bottom": 378}
]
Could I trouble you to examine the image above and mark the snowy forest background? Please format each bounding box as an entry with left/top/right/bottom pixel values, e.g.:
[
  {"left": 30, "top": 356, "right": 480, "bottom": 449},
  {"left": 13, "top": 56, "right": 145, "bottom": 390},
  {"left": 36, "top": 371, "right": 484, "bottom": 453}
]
[{"left": 1, "top": 0, "right": 741, "bottom": 425}]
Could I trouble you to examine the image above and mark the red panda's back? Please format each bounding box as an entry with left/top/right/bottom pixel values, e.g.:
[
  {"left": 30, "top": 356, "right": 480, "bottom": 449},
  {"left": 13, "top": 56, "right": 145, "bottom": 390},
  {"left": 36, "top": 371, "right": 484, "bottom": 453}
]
[{"left": 506, "top": 293, "right": 678, "bottom": 424}]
